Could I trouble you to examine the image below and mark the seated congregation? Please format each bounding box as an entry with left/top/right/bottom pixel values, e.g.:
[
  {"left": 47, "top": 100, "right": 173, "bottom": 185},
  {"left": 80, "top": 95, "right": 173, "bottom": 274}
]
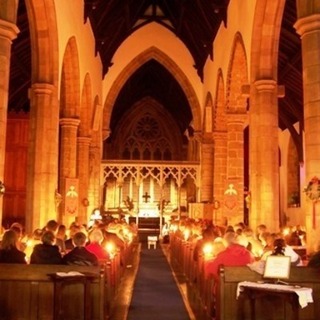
[
  {"left": 168, "top": 218, "right": 320, "bottom": 320},
  {"left": 0, "top": 218, "right": 138, "bottom": 320}
]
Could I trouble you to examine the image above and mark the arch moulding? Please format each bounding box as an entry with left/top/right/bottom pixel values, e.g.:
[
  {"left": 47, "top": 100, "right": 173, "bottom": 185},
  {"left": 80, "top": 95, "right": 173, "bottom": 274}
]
[{"left": 103, "top": 46, "right": 201, "bottom": 136}]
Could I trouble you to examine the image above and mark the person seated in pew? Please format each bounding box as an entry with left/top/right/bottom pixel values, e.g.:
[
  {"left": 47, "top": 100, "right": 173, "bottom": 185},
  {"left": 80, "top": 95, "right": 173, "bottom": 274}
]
[
  {"left": 65, "top": 223, "right": 81, "bottom": 252},
  {"left": 86, "top": 228, "right": 108, "bottom": 260},
  {"left": 44, "top": 220, "right": 66, "bottom": 253},
  {"left": 263, "top": 238, "right": 303, "bottom": 266},
  {"left": 10, "top": 222, "right": 27, "bottom": 252},
  {"left": 30, "top": 230, "right": 62, "bottom": 264},
  {"left": 205, "top": 231, "right": 255, "bottom": 280},
  {"left": 24, "top": 228, "right": 43, "bottom": 262},
  {"left": 62, "top": 232, "right": 98, "bottom": 266},
  {"left": 0, "top": 229, "right": 26, "bottom": 264}
]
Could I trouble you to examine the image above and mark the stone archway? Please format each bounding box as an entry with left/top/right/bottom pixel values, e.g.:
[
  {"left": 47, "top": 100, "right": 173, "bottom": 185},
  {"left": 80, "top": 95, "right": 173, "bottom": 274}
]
[
  {"left": 102, "top": 47, "right": 201, "bottom": 137},
  {"left": 213, "top": 69, "right": 227, "bottom": 225},
  {"left": 224, "top": 32, "right": 249, "bottom": 226}
]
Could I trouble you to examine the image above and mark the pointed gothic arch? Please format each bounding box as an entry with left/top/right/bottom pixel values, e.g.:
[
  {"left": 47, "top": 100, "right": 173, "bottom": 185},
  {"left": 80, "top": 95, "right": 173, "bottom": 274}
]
[
  {"left": 60, "top": 36, "right": 81, "bottom": 118},
  {"left": 107, "top": 97, "right": 184, "bottom": 161},
  {"left": 226, "top": 32, "right": 249, "bottom": 113},
  {"left": 26, "top": 0, "right": 59, "bottom": 84},
  {"left": 102, "top": 46, "right": 201, "bottom": 136},
  {"left": 214, "top": 69, "right": 227, "bottom": 132},
  {"left": 203, "top": 92, "right": 213, "bottom": 133},
  {"left": 251, "top": 0, "right": 286, "bottom": 80},
  {"left": 79, "top": 73, "right": 93, "bottom": 137}
]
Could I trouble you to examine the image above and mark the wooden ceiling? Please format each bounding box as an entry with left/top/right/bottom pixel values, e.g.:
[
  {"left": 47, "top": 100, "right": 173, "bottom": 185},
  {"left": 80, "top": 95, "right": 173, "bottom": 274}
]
[
  {"left": 84, "top": 0, "right": 230, "bottom": 79},
  {"left": 8, "top": 0, "right": 303, "bottom": 142}
]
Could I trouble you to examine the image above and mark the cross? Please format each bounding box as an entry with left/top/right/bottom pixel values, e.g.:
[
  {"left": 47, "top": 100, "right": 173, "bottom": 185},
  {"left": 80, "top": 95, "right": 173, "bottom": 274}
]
[{"left": 142, "top": 192, "right": 151, "bottom": 203}]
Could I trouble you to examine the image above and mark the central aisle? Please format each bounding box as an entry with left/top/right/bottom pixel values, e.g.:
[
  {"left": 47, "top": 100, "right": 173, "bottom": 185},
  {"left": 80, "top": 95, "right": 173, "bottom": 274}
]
[{"left": 127, "top": 244, "right": 192, "bottom": 320}]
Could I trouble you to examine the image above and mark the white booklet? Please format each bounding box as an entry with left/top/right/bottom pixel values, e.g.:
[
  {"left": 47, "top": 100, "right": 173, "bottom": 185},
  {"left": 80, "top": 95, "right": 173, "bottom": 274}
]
[{"left": 55, "top": 271, "right": 85, "bottom": 277}]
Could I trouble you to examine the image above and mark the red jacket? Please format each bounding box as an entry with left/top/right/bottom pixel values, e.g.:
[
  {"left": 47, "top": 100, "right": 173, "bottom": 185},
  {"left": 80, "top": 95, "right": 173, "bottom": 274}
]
[{"left": 205, "top": 243, "right": 254, "bottom": 279}]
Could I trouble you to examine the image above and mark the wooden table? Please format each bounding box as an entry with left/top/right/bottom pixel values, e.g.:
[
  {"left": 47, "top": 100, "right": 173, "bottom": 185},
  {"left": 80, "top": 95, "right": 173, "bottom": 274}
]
[{"left": 236, "top": 281, "right": 313, "bottom": 320}]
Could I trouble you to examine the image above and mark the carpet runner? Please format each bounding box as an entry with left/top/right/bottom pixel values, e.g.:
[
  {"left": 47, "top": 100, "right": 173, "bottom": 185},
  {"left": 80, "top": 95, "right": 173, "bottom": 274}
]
[{"left": 127, "top": 244, "right": 191, "bottom": 320}]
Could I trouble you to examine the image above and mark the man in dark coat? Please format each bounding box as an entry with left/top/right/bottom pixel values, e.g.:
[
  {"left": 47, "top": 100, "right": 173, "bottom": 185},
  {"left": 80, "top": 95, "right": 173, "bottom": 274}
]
[
  {"left": 63, "top": 232, "right": 98, "bottom": 266},
  {"left": 30, "top": 230, "right": 62, "bottom": 264}
]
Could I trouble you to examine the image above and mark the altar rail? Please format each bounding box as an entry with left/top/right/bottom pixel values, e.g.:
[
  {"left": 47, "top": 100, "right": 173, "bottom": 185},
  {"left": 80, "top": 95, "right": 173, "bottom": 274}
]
[
  {"left": 169, "top": 233, "right": 320, "bottom": 320},
  {"left": 0, "top": 242, "right": 136, "bottom": 320}
]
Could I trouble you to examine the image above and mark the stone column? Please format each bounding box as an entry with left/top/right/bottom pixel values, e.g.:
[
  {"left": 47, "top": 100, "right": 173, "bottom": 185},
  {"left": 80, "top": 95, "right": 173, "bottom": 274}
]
[
  {"left": 225, "top": 113, "right": 246, "bottom": 226},
  {"left": 88, "top": 145, "right": 101, "bottom": 215},
  {"left": 213, "top": 130, "right": 227, "bottom": 225},
  {"left": 59, "top": 118, "right": 80, "bottom": 225},
  {"left": 0, "top": 19, "right": 19, "bottom": 227},
  {"left": 295, "top": 11, "right": 320, "bottom": 251},
  {"left": 77, "top": 136, "right": 91, "bottom": 225},
  {"left": 249, "top": 80, "right": 280, "bottom": 232},
  {"left": 26, "top": 83, "right": 59, "bottom": 232},
  {"left": 200, "top": 133, "right": 214, "bottom": 203}
]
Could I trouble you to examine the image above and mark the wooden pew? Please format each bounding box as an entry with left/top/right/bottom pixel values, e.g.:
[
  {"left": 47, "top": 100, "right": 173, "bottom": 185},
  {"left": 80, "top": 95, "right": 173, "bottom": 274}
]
[
  {"left": 217, "top": 266, "right": 320, "bottom": 320},
  {"left": 0, "top": 264, "right": 105, "bottom": 320}
]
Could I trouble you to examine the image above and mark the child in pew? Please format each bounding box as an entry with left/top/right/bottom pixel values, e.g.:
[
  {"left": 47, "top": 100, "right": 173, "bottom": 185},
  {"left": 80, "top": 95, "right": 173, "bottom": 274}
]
[{"left": 0, "top": 229, "right": 26, "bottom": 264}]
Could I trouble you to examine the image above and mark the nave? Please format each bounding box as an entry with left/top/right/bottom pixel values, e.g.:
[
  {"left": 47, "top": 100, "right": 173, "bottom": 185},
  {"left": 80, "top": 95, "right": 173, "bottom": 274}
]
[{"left": 108, "top": 240, "right": 199, "bottom": 320}]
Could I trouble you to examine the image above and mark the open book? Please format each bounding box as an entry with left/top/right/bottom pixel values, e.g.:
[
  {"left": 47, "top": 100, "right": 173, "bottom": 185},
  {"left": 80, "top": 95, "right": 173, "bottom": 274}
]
[{"left": 55, "top": 271, "right": 85, "bottom": 277}]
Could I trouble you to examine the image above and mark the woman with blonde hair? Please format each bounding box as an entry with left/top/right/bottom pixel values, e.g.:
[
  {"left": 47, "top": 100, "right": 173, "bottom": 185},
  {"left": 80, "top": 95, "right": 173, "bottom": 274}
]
[{"left": 0, "top": 229, "right": 26, "bottom": 264}]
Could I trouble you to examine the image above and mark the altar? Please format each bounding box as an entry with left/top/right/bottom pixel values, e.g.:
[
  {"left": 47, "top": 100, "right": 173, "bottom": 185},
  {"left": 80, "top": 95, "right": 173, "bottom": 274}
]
[{"left": 138, "top": 202, "right": 159, "bottom": 217}]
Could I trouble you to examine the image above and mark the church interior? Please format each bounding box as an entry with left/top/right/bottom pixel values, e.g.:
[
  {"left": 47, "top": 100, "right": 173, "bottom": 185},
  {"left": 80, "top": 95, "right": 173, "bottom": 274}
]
[{"left": 0, "top": 0, "right": 320, "bottom": 319}]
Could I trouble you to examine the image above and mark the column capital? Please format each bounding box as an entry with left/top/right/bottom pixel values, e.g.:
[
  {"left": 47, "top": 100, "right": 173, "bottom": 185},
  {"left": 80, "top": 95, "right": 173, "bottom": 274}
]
[
  {"left": 0, "top": 19, "right": 19, "bottom": 41},
  {"left": 193, "top": 130, "right": 203, "bottom": 142},
  {"left": 253, "top": 79, "right": 285, "bottom": 97},
  {"left": 294, "top": 14, "right": 320, "bottom": 37},
  {"left": 77, "top": 136, "right": 91, "bottom": 146},
  {"left": 30, "top": 83, "right": 55, "bottom": 96},
  {"left": 226, "top": 112, "right": 248, "bottom": 124},
  {"left": 59, "top": 118, "right": 80, "bottom": 128}
]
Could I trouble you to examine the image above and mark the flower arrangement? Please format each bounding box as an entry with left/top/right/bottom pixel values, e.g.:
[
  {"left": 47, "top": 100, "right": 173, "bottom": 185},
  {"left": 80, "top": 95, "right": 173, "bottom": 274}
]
[{"left": 303, "top": 176, "right": 320, "bottom": 201}]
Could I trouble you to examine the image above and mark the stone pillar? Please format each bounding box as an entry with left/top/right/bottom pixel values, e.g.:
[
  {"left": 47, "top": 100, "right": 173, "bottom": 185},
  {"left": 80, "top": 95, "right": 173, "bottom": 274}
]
[
  {"left": 59, "top": 118, "right": 80, "bottom": 225},
  {"left": 249, "top": 80, "right": 280, "bottom": 232},
  {"left": 213, "top": 130, "right": 228, "bottom": 225},
  {"left": 0, "top": 19, "right": 19, "bottom": 227},
  {"left": 88, "top": 145, "right": 101, "bottom": 215},
  {"left": 295, "top": 11, "right": 320, "bottom": 251},
  {"left": 187, "top": 134, "right": 200, "bottom": 161},
  {"left": 26, "top": 83, "right": 59, "bottom": 232},
  {"left": 200, "top": 133, "right": 214, "bottom": 203},
  {"left": 225, "top": 113, "right": 246, "bottom": 226},
  {"left": 77, "top": 136, "right": 91, "bottom": 225}
]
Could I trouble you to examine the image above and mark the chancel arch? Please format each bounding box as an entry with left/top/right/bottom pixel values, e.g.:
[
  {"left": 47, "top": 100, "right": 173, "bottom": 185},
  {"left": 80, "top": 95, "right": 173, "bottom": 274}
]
[{"left": 102, "top": 47, "right": 201, "bottom": 138}]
